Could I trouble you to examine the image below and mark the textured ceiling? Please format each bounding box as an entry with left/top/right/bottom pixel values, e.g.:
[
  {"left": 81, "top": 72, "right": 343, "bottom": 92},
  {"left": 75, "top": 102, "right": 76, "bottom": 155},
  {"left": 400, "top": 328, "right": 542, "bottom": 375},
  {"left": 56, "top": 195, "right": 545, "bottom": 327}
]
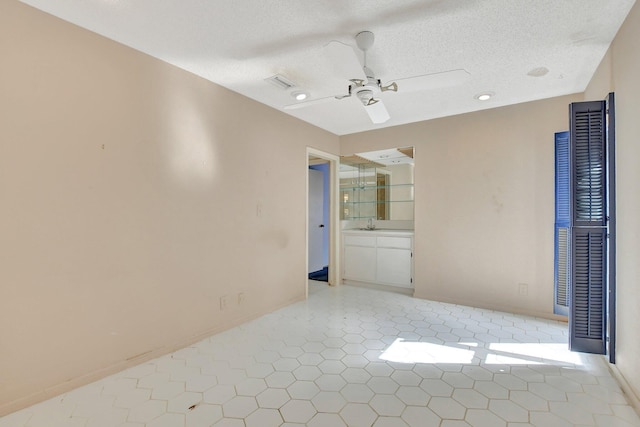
[{"left": 20, "top": 0, "right": 636, "bottom": 135}]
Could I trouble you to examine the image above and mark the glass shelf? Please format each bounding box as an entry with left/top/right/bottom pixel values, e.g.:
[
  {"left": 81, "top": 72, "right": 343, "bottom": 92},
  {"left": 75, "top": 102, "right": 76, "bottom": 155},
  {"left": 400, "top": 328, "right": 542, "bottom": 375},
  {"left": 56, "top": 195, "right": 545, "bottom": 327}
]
[
  {"left": 340, "top": 183, "right": 414, "bottom": 191},
  {"left": 342, "top": 200, "right": 414, "bottom": 205},
  {"left": 340, "top": 151, "right": 414, "bottom": 221}
]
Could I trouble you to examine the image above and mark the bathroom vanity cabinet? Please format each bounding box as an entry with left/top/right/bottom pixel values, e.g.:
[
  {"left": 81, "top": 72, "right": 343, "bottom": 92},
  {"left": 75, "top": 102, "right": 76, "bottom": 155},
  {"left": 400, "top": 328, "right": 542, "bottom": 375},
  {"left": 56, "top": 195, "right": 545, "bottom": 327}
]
[{"left": 342, "top": 230, "right": 413, "bottom": 288}]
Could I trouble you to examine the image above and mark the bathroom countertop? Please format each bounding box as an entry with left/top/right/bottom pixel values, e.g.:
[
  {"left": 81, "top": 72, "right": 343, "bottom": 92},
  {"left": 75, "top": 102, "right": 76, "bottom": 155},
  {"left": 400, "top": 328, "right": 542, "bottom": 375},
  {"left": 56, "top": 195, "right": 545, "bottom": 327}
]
[{"left": 342, "top": 229, "right": 414, "bottom": 235}]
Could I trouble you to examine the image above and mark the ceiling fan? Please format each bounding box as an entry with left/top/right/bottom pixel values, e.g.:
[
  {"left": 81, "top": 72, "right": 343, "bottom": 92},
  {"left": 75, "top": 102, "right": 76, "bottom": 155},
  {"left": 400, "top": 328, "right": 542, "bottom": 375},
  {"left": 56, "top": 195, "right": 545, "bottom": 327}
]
[{"left": 284, "top": 31, "right": 470, "bottom": 124}]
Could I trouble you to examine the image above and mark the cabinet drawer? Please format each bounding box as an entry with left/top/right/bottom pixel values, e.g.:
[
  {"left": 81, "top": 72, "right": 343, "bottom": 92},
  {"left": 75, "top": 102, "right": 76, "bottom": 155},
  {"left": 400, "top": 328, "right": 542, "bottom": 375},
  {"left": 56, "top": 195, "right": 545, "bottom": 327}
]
[
  {"left": 376, "top": 236, "right": 412, "bottom": 249},
  {"left": 344, "top": 235, "right": 376, "bottom": 247}
]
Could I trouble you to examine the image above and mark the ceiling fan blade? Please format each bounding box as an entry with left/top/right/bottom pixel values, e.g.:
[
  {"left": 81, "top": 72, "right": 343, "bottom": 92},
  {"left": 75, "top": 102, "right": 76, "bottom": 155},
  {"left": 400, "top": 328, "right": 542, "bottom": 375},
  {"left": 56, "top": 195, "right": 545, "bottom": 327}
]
[
  {"left": 284, "top": 95, "right": 340, "bottom": 110},
  {"left": 393, "top": 69, "right": 470, "bottom": 92},
  {"left": 323, "top": 40, "right": 366, "bottom": 81},
  {"left": 364, "top": 99, "right": 390, "bottom": 124}
]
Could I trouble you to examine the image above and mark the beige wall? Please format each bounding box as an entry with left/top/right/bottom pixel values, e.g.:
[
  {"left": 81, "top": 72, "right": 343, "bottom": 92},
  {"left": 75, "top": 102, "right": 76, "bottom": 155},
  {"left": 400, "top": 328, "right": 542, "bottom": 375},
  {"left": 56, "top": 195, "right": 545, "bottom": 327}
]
[
  {"left": 0, "top": 1, "right": 338, "bottom": 414},
  {"left": 342, "top": 95, "right": 579, "bottom": 319},
  {"left": 584, "top": 49, "right": 613, "bottom": 100},
  {"left": 585, "top": 0, "right": 640, "bottom": 408}
]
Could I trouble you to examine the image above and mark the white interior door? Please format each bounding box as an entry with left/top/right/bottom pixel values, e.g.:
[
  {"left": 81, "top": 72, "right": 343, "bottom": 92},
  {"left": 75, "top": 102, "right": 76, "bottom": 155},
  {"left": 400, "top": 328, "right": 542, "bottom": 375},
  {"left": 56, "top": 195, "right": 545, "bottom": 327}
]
[{"left": 308, "top": 168, "right": 325, "bottom": 273}]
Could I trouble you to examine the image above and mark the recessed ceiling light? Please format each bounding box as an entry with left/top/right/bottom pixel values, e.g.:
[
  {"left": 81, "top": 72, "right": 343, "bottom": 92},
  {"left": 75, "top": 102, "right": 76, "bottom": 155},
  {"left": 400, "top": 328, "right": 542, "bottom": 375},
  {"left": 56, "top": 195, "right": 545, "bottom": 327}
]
[
  {"left": 527, "top": 66, "right": 549, "bottom": 77},
  {"left": 292, "top": 91, "right": 308, "bottom": 101},
  {"left": 475, "top": 92, "right": 493, "bottom": 101}
]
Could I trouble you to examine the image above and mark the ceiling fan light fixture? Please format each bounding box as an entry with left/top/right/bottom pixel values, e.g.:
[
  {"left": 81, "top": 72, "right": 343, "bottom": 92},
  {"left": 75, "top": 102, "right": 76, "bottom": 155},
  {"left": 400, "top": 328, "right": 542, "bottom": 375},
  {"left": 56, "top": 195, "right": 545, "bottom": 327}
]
[{"left": 356, "top": 89, "right": 374, "bottom": 105}]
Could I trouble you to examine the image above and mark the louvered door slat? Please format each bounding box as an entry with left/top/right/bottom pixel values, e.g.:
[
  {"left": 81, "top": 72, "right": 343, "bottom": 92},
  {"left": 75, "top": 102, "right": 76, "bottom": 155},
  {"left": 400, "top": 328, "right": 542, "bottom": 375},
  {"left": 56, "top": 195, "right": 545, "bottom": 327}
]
[
  {"left": 555, "top": 227, "right": 570, "bottom": 309},
  {"left": 572, "top": 108, "right": 606, "bottom": 225},
  {"left": 570, "top": 228, "right": 606, "bottom": 353}
]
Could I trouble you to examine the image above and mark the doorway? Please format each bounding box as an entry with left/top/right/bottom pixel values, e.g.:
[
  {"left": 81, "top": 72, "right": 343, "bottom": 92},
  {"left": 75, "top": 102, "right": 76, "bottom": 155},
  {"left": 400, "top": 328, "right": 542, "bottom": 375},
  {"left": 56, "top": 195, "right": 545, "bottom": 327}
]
[
  {"left": 308, "top": 165, "right": 328, "bottom": 280},
  {"left": 306, "top": 147, "right": 340, "bottom": 297}
]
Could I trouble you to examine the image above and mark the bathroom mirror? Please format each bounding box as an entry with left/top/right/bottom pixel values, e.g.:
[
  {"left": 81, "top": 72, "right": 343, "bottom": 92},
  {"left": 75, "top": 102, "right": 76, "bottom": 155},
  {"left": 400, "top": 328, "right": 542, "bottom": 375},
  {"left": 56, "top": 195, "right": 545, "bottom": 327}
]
[{"left": 340, "top": 147, "right": 414, "bottom": 221}]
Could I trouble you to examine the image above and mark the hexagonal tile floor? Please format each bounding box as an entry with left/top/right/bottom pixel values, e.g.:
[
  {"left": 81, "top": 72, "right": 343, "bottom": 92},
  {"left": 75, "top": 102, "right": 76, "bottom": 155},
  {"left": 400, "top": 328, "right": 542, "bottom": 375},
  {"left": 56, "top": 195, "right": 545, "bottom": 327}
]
[{"left": 2, "top": 284, "right": 639, "bottom": 427}]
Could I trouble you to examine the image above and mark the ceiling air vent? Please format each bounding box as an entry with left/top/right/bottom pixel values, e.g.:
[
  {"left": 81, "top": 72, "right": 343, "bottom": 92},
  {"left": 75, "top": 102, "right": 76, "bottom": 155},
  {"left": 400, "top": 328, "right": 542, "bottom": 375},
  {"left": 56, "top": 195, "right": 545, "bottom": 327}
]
[{"left": 265, "top": 74, "right": 297, "bottom": 90}]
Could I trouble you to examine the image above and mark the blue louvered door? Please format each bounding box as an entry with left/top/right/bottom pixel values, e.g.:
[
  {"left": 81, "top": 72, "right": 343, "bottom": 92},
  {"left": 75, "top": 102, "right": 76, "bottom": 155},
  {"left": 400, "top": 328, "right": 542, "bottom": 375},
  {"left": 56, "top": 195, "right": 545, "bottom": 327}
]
[
  {"left": 568, "top": 99, "right": 614, "bottom": 356},
  {"left": 554, "top": 131, "right": 570, "bottom": 316}
]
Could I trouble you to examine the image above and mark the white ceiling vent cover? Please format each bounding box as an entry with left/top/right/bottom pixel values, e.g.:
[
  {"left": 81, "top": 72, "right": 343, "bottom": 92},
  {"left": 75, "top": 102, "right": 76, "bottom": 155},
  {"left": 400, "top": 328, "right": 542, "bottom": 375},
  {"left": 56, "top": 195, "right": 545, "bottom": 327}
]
[{"left": 265, "top": 74, "right": 297, "bottom": 90}]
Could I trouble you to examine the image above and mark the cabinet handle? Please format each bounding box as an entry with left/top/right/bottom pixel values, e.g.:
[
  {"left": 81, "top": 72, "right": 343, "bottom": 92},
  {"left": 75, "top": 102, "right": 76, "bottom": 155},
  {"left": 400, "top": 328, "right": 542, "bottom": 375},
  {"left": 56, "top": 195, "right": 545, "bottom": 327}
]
[{"left": 319, "top": 224, "right": 325, "bottom": 228}]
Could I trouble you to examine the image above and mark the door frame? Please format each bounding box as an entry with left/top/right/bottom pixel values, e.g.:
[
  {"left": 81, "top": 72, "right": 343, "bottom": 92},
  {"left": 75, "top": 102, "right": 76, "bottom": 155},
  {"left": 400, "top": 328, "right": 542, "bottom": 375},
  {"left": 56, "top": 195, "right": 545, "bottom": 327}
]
[{"left": 306, "top": 147, "right": 341, "bottom": 297}]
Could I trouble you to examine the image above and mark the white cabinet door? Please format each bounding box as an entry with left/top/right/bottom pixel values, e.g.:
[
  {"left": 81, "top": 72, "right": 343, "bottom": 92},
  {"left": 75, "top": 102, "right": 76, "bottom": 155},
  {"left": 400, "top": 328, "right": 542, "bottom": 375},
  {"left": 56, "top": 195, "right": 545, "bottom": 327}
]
[
  {"left": 376, "top": 247, "right": 412, "bottom": 287},
  {"left": 343, "top": 245, "right": 376, "bottom": 282}
]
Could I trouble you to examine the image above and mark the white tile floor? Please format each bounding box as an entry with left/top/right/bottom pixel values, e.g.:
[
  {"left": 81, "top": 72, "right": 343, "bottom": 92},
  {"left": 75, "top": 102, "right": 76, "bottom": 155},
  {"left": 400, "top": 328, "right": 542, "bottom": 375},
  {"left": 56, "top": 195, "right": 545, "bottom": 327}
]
[{"left": 2, "top": 283, "right": 639, "bottom": 427}]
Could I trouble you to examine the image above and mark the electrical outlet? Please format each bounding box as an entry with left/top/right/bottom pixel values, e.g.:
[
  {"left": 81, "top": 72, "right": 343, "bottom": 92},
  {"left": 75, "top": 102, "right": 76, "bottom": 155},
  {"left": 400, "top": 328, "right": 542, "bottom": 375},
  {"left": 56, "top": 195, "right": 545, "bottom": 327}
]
[
  {"left": 518, "top": 283, "right": 528, "bottom": 296},
  {"left": 220, "top": 295, "right": 228, "bottom": 311},
  {"left": 238, "top": 292, "right": 245, "bottom": 305}
]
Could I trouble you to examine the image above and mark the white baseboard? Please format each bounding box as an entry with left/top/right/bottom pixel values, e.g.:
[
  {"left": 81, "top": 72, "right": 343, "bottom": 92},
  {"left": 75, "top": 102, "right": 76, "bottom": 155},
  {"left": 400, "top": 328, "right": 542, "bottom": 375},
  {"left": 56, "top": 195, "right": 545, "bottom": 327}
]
[
  {"left": 607, "top": 362, "right": 640, "bottom": 417},
  {"left": 342, "top": 280, "right": 414, "bottom": 296},
  {"left": 412, "top": 291, "right": 568, "bottom": 322}
]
